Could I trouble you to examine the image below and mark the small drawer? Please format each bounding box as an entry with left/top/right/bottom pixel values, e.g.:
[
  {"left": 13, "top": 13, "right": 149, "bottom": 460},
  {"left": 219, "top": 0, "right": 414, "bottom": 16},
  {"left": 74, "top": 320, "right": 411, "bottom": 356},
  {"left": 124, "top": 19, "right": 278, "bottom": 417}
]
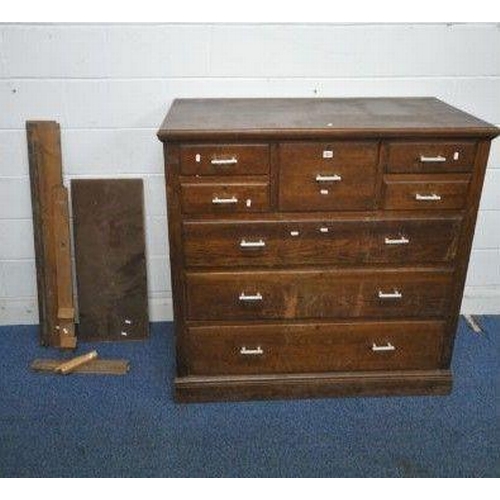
[
  {"left": 185, "top": 269, "right": 454, "bottom": 321},
  {"left": 383, "top": 174, "right": 470, "bottom": 210},
  {"left": 180, "top": 144, "right": 269, "bottom": 175},
  {"left": 279, "top": 141, "right": 379, "bottom": 211},
  {"left": 183, "top": 320, "right": 446, "bottom": 375},
  {"left": 386, "top": 140, "right": 476, "bottom": 173},
  {"left": 180, "top": 178, "right": 270, "bottom": 214},
  {"left": 183, "top": 215, "right": 462, "bottom": 267}
]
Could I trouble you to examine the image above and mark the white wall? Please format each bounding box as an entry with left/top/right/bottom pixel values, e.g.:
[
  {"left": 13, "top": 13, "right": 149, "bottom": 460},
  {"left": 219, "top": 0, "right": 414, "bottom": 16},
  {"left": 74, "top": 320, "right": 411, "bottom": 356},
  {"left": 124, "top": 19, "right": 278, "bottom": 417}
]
[{"left": 0, "top": 23, "right": 499, "bottom": 325}]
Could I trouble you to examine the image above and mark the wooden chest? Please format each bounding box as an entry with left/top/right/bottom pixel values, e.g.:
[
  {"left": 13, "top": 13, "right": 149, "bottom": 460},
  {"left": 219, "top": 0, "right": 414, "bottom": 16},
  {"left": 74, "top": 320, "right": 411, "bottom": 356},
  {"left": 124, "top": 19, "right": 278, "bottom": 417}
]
[{"left": 157, "top": 97, "right": 499, "bottom": 403}]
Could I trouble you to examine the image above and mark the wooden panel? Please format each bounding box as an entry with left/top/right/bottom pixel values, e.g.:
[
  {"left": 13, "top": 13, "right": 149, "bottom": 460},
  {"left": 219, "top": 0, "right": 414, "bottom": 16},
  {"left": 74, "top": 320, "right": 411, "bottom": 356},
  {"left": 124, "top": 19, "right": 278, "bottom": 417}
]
[
  {"left": 185, "top": 268, "right": 454, "bottom": 321},
  {"left": 158, "top": 98, "right": 499, "bottom": 141},
  {"left": 279, "top": 141, "right": 378, "bottom": 211},
  {"left": 183, "top": 214, "right": 462, "bottom": 267},
  {"left": 71, "top": 179, "right": 149, "bottom": 341},
  {"left": 26, "top": 121, "right": 75, "bottom": 347},
  {"left": 180, "top": 178, "right": 269, "bottom": 214},
  {"left": 382, "top": 174, "right": 470, "bottom": 210},
  {"left": 180, "top": 143, "right": 269, "bottom": 175},
  {"left": 386, "top": 140, "right": 477, "bottom": 173},
  {"left": 184, "top": 320, "right": 446, "bottom": 375},
  {"left": 52, "top": 186, "right": 77, "bottom": 348},
  {"left": 175, "top": 370, "right": 452, "bottom": 403}
]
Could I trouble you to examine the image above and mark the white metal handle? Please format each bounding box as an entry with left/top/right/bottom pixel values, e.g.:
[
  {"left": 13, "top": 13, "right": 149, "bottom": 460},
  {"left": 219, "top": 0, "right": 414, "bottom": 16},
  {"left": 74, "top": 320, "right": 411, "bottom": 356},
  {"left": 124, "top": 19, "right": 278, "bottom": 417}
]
[
  {"left": 212, "top": 196, "right": 238, "bottom": 204},
  {"left": 239, "top": 292, "right": 263, "bottom": 302},
  {"left": 240, "top": 239, "right": 266, "bottom": 249},
  {"left": 240, "top": 346, "right": 263, "bottom": 356},
  {"left": 420, "top": 155, "right": 446, "bottom": 163},
  {"left": 384, "top": 236, "right": 409, "bottom": 245},
  {"left": 372, "top": 342, "right": 396, "bottom": 352},
  {"left": 415, "top": 193, "right": 442, "bottom": 201},
  {"left": 315, "top": 174, "right": 342, "bottom": 182},
  {"left": 211, "top": 157, "right": 238, "bottom": 165},
  {"left": 378, "top": 289, "right": 403, "bottom": 299}
]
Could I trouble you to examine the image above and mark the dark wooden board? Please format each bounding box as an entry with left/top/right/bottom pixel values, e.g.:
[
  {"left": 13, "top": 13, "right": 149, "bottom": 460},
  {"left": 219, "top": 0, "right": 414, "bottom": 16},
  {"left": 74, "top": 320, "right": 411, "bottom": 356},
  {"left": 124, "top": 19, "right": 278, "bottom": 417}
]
[
  {"left": 158, "top": 98, "right": 499, "bottom": 141},
  {"left": 31, "top": 358, "right": 129, "bottom": 375},
  {"left": 26, "top": 121, "right": 76, "bottom": 348},
  {"left": 71, "top": 179, "right": 149, "bottom": 341}
]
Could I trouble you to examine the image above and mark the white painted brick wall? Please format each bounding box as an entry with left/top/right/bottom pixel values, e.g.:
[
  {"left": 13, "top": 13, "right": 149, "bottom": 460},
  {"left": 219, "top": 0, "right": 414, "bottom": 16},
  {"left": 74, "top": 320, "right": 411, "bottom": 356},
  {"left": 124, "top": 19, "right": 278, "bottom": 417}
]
[{"left": 0, "top": 23, "right": 499, "bottom": 325}]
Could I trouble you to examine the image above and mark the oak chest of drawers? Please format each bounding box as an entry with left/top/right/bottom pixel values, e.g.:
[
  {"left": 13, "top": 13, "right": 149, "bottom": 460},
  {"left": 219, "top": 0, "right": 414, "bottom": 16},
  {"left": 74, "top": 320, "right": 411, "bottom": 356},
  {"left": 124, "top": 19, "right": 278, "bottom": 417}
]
[{"left": 157, "top": 97, "right": 499, "bottom": 403}]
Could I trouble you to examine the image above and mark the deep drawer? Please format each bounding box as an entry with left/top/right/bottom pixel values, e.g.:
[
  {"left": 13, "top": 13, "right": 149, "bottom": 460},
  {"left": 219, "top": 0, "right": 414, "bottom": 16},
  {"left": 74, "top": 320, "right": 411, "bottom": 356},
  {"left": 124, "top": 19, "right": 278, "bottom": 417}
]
[
  {"left": 383, "top": 174, "right": 470, "bottom": 210},
  {"left": 180, "top": 144, "right": 270, "bottom": 175},
  {"left": 185, "top": 268, "right": 454, "bottom": 321},
  {"left": 278, "top": 141, "right": 379, "bottom": 211},
  {"left": 180, "top": 178, "right": 270, "bottom": 214},
  {"left": 183, "top": 320, "right": 446, "bottom": 375},
  {"left": 386, "top": 140, "right": 476, "bottom": 173},
  {"left": 183, "top": 215, "right": 462, "bottom": 267}
]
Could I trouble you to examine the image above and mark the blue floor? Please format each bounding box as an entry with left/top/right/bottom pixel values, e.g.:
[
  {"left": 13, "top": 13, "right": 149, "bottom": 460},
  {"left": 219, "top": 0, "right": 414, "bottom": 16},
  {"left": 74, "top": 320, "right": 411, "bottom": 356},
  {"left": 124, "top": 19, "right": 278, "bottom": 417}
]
[{"left": 0, "top": 316, "right": 498, "bottom": 477}]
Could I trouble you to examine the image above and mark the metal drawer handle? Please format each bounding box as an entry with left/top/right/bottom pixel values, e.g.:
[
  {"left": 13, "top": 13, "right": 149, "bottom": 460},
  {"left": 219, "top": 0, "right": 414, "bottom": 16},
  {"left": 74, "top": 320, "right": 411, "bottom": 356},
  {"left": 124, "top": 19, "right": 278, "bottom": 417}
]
[
  {"left": 211, "top": 157, "right": 238, "bottom": 165},
  {"left": 415, "top": 193, "right": 441, "bottom": 201},
  {"left": 240, "top": 346, "right": 264, "bottom": 356},
  {"left": 378, "top": 289, "right": 402, "bottom": 299},
  {"left": 240, "top": 239, "right": 266, "bottom": 249},
  {"left": 315, "top": 174, "right": 342, "bottom": 182},
  {"left": 372, "top": 342, "right": 396, "bottom": 352},
  {"left": 384, "top": 236, "right": 409, "bottom": 245},
  {"left": 212, "top": 196, "right": 238, "bottom": 204},
  {"left": 420, "top": 155, "right": 446, "bottom": 163},
  {"left": 239, "top": 292, "right": 263, "bottom": 302}
]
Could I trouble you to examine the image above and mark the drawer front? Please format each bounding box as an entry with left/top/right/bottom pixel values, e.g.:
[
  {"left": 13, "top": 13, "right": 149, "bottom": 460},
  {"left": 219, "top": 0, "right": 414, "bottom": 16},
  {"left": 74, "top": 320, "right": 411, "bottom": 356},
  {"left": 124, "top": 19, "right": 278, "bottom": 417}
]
[
  {"left": 181, "top": 180, "right": 269, "bottom": 214},
  {"left": 184, "top": 321, "right": 446, "bottom": 375},
  {"left": 387, "top": 141, "right": 476, "bottom": 173},
  {"left": 383, "top": 174, "right": 470, "bottom": 210},
  {"left": 180, "top": 144, "right": 269, "bottom": 175},
  {"left": 183, "top": 215, "right": 462, "bottom": 267},
  {"left": 279, "top": 141, "right": 379, "bottom": 211},
  {"left": 185, "top": 269, "right": 454, "bottom": 321}
]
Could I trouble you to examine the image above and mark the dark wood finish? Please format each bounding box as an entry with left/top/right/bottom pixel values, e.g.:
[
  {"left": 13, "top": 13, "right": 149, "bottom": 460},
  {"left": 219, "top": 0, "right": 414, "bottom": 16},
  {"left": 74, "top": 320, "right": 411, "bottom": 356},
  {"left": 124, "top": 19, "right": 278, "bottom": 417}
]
[
  {"left": 180, "top": 143, "right": 269, "bottom": 175},
  {"left": 386, "top": 140, "right": 477, "bottom": 173},
  {"left": 71, "top": 179, "right": 149, "bottom": 342},
  {"left": 175, "top": 370, "right": 452, "bottom": 403},
  {"left": 180, "top": 177, "right": 269, "bottom": 214},
  {"left": 31, "top": 358, "right": 130, "bottom": 375},
  {"left": 183, "top": 214, "right": 462, "bottom": 267},
  {"left": 441, "top": 140, "right": 492, "bottom": 366},
  {"left": 157, "top": 98, "right": 499, "bottom": 403},
  {"left": 382, "top": 174, "right": 470, "bottom": 210},
  {"left": 158, "top": 98, "right": 498, "bottom": 141},
  {"left": 26, "top": 121, "right": 75, "bottom": 348},
  {"left": 184, "top": 321, "right": 446, "bottom": 375},
  {"left": 279, "top": 141, "right": 378, "bottom": 211},
  {"left": 185, "top": 268, "right": 454, "bottom": 321}
]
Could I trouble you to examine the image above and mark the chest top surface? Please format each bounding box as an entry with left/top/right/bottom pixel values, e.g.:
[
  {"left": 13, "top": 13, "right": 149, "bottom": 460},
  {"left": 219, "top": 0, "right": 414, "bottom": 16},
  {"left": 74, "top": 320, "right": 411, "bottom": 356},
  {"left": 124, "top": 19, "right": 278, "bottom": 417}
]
[{"left": 157, "top": 97, "right": 498, "bottom": 141}]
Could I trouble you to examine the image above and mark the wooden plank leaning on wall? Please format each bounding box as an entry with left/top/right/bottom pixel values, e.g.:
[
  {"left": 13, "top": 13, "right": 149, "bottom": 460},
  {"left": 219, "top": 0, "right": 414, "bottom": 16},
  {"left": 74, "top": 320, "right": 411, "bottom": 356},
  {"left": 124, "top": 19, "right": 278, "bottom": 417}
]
[{"left": 26, "top": 121, "right": 77, "bottom": 348}]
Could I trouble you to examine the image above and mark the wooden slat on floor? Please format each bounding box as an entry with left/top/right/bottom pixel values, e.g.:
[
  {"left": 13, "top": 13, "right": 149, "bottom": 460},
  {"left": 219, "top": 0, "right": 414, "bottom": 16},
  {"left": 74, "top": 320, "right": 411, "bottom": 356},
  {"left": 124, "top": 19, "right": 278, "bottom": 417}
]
[
  {"left": 71, "top": 179, "right": 149, "bottom": 341},
  {"left": 31, "top": 358, "right": 130, "bottom": 375}
]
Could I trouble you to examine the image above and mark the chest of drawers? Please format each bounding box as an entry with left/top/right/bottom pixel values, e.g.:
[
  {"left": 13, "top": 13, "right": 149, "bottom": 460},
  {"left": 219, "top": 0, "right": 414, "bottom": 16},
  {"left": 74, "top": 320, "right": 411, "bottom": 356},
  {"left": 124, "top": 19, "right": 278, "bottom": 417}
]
[{"left": 157, "top": 97, "right": 499, "bottom": 403}]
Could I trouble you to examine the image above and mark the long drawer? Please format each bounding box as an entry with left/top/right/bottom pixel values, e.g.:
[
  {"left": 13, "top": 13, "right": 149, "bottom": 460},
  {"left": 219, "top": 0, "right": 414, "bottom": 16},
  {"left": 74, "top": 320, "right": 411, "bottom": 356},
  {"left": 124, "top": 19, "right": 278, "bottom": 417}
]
[
  {"left": 185, "top": 269, "right": 454, "bottom": 321},
  {"left": 184, "top": 320, "right": 446, "bottom": 375},
  {"left": 183, "top": 215, "right": 462, "bottom": 267}
]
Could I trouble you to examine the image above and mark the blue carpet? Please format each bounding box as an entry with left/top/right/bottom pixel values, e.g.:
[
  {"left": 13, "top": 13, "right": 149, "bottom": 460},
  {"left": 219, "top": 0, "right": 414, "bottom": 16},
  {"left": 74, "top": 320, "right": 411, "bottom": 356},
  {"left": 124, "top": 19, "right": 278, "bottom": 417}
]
[{"left": 0, "top": 317, "right": 498, "bottom": 477}]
